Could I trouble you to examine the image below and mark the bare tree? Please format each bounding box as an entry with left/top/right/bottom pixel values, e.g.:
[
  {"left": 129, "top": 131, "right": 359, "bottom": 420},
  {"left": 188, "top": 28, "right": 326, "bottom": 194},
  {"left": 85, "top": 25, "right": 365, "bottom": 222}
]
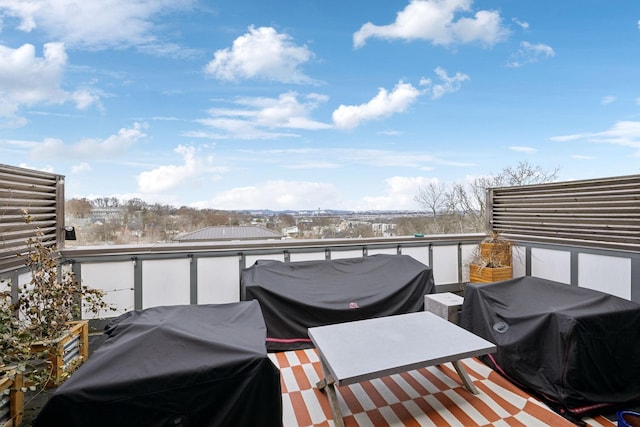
[
  {"left": 466, "top": 162, "right": 559, "bottom": 230},
  {"left": 500, "top": 161, "right": 559, "bottom": 186},
  {"left": 415, "top": 161, "right": 560, "bottom": 233},
  {"left": 414, "top": 181, "right": 447, "bottom": 233},
  {"left": 66, "top": 198, "right": 93, "bottom": 218}
]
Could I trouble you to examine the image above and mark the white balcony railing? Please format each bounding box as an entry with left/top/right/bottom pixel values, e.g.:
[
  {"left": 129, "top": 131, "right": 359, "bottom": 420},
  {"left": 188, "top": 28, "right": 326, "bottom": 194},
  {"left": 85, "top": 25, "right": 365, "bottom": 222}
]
[{"left": 3, "top": 233, "right": 635, "bottom": 320}]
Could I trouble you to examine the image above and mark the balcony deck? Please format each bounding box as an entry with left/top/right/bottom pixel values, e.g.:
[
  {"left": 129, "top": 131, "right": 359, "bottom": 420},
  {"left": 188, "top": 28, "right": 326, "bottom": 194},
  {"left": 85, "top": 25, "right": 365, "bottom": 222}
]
[
  {"left": 269, "top": 348, "right": 616, "bottom": 427},
  {"left": 22, "top": 345, "right": 619, "bottom": 427}
]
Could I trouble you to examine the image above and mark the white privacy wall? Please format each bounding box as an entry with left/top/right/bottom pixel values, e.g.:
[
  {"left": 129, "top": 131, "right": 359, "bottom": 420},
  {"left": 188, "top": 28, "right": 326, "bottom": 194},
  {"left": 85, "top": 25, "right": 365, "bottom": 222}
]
[
  {"left": 142, "top": 259, "right": 190, "bottom": 308},
  {"left": 531, "top": 248, "right": 571, "bottom": 284},
  {"left": 512, "top": 245, "right": 526, "bottom": 278},
  {"left": 578, "top": 253, "right": 631, "bottom": 300},
  {"left": 289, "top": 251, "right": 326, "bottom": 262},
  {"left": 244, "top": 253, "right": 284, "bottom": 268},
  {"left": 329, "top": 249, "right": 364, "bottom": 259},
  {"left": 81, "top": 261, "right": 134, "bottom": 317},
  {"left": 432, "top": 245, "right": 460, "bottom": 286},
  {"left": 367, "top": 247, "right": 398, "bottom": 256},
  {"left": 400, "top": 246, "right": 429, "bottom": 268},
  {"left": 197, "top": 256, "right": 240, "bottom": 304}
]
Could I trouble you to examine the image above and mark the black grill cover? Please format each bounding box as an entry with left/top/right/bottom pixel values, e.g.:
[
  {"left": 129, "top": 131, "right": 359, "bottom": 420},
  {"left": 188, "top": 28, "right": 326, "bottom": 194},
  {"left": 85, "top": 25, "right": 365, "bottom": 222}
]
[
  {"left": 34, "top": 301, "right": 282, "bottom": 427},
  {"left": 241, "top": 254, "right": 434, "bottom": 351},
  {"left": 461, "top": 276, "right": 640, "bottom": 413}
]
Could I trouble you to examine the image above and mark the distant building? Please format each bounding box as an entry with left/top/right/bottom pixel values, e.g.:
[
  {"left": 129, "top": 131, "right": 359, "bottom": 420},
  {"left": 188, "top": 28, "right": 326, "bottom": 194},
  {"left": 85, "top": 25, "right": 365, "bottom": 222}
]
[{"left": 174, "top": 226, "right": 283, "bottom": 242}]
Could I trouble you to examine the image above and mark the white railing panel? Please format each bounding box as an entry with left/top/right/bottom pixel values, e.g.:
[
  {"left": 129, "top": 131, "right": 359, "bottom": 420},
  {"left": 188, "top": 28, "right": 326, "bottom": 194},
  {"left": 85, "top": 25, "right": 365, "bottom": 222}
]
[
  {"left": 197, "top": 256, "right": 240, "bottom": 304},
  {"left": 578, "top": 253, "right": 631, "bottom": 300},
  {"left": 460, "top": 244, "right": 477, "bottom": 283},
  {"left": 18, "top": 272, "right": 30, "bottom": 287},
  {"left": 400, "top": 247, "right": 429, "bottom": 267},
  {"left": 142, "top": 259, "right": 190, "bottom": 308},
  {"left": 433, "top": 245, "right": 459, "bottom": 286},
  {"left": 245, "top": 253, "right": 284, "bottom": 268},
  {"left": 289, "top": 252, "right": 326, "bottom": 262},
  {"left": 329, "top": 249, "right": 363, "bottom": 259},
  {"left": 513, "top": 245, "right": 527, "bottom": 278},
  {"left": 531, "top": 248, "right": 571, "bottom": 284},
  {"left": 81, "top": 261, "right": 134, "bottom": 317},
  {"left": 367, "top": 247, "right": 398, "bottom": 256}
]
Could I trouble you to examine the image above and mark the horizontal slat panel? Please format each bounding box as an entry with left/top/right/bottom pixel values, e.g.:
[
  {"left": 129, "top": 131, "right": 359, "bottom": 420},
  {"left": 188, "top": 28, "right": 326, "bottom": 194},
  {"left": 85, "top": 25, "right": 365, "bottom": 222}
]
[
  {"left": 0, "top": 222, "right": 58, "bottom": 237},
  {"left": 489, "top": 174, "right": 640, "bottom": 251},
  {"left": 0, "top": 178, "right": 57, "bottom": 194},
  {"left": 0, "top": 164, "right": 62, "bottom": 275},
  {"left": 0, "top": 206, "right": 58, "bottom": 215},
  {"left": 0, "top": 166, "right": 58, "bottom": 184},
  {"left": 0, "top": 197, "right": 56, "bottom": 207}
]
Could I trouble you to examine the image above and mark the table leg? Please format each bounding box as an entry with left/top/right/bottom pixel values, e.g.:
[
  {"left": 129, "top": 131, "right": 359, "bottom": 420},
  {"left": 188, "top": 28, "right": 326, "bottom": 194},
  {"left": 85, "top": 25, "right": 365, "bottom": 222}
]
[
  {"left": 452, "top": 360, "right": 479, "bottom": 394},
  {"left": 316, "top": 360, "right": 345, "bottom": 427}
]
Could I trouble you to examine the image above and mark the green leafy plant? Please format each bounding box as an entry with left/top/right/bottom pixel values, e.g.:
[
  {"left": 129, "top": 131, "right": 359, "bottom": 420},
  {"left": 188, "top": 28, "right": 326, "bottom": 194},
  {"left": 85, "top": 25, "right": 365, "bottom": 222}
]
[
  {"left": 1, "top": 213, "right": 115, "bottom": 391},
  {"left": 19, "top": 228, "right": 111, "bottom": 342},
  {"left": 1, "top": 282, "right": 48, "bottom": 390}
]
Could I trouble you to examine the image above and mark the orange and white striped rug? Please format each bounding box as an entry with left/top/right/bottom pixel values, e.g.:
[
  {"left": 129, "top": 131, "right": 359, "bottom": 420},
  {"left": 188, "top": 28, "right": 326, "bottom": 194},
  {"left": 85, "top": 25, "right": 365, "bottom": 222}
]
[{"left": 269, "top": 349, "right": 616, "bottom": 427}]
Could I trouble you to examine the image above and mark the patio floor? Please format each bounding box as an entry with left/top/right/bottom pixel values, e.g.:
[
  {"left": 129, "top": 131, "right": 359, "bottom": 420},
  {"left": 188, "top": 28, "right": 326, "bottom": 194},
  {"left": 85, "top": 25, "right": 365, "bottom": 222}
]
[
  {"left": 269, "top": 348, "right": 617, "bottom": 427},
  {"left": 20, "top": 339, "right": 623, "bottom": 427}
]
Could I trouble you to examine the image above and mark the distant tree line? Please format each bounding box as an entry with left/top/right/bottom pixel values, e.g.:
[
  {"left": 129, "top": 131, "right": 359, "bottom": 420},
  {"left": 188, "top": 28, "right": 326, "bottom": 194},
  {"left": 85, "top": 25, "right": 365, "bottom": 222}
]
[{"left": 65, "top": 161, "right": 558, "bottom": 244}]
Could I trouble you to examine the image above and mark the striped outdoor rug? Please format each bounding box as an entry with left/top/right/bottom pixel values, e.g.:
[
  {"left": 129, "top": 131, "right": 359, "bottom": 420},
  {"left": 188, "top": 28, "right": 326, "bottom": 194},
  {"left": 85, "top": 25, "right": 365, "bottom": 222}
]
[{"left": 269, "top": 349, "right": 616, "bottom": 427}]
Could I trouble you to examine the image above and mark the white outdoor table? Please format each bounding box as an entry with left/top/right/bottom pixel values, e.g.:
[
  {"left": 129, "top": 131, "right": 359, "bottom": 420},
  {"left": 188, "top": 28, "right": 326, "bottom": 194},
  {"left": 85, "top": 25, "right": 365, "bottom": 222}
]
[{"left": 308, "top": 311, "right": 497, "bottom": 427}]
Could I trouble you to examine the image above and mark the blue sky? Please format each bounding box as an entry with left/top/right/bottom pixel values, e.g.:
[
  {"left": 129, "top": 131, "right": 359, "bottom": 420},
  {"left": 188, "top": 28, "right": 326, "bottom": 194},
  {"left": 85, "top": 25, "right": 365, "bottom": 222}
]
[{"left": 1, "top": 1, "right": 639, "bottom": 211}]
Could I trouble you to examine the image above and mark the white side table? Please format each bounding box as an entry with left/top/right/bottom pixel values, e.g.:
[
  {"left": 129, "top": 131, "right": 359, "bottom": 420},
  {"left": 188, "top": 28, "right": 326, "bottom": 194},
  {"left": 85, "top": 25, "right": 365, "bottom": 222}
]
[{"left": 424, "top": 292, "right": 464, "bottom": 325}]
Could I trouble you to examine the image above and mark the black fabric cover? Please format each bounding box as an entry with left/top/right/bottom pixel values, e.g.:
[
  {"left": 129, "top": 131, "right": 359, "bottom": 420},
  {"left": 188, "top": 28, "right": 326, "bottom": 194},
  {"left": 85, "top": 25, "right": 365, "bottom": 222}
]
[
  {"left": 461, "top": 276, "right": 640, "bottom": 414},
  {"left": 34, "top": 301, "right": 282, "bottom": 427},
  {"left": 241, "top": 254, "right": 434, "bottom": 351}
]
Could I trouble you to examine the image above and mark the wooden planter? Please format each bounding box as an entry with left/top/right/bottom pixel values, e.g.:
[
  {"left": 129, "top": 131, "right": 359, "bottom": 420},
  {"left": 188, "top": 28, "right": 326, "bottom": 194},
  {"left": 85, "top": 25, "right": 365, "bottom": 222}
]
[
  {"left": 0, "top": 370, "right": 23, "bottom": 427},
  {"left": 469, "top": 263, "right": 513, "bottom": 283},
  {"left": 480, "top": 241, "right": 512, "bottom": 267},
  {"left": 31, "top": 320, "right": 89, "bottom": 388}
]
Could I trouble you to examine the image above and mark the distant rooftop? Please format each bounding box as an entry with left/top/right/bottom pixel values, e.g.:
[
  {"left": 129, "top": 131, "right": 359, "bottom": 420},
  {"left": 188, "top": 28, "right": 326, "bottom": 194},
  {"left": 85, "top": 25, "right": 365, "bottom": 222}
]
[{"left": 174, "top": 226, "right": 283, "bottom": 242}]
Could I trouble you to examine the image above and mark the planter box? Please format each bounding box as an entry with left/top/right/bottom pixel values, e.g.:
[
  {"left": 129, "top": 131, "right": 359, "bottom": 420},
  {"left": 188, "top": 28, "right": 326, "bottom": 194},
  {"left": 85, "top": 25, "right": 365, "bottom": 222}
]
[
  {"left": 480, "top": 242, "right": 512, "bottom": 267},
  {"left": 0, "top": 370, "right": 24, "bottom": 427},
  {"left": 469, "top": 264, "right": 513, "bottom": 283},
  {"left": 31, "top": 320, "right": 89, "bottom": 388}
]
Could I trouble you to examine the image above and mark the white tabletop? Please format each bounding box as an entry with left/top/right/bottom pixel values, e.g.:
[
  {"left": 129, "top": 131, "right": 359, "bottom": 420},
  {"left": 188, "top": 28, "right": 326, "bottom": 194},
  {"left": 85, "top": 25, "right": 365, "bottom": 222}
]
[{"left": 308, "top": 311, "right": 496, "bottom": 386}]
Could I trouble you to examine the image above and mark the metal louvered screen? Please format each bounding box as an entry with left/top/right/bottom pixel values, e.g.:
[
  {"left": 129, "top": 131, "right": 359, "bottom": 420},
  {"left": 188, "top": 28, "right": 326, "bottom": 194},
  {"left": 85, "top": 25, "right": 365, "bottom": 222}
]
[
  {"left": 487, "top": 174, "right": 640, "bottom": 251},
  {"left": 0, "top": 164, "right": 64, "bottom": 274}
]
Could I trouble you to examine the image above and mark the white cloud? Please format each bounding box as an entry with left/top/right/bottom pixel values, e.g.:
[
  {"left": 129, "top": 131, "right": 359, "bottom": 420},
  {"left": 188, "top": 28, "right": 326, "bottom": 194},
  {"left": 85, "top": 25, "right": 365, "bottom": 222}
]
[
  {"left": 136, "top": 144, "right": 229, "bottom": 194},
  {"left": 507, "top": 41, "right": 555, "bottom": 68},
  {"left": 205, "top": 26, "right": 316, "bottom": 84},
  {"left": 137, "top": 145, "right": 199, "bottom": 193},
  {"left": 332, "top": 81, "right": 421, "bottom": 129},
  {"left": 420, "top": 67, "right": 470, "bottom": 99},
  {"left": 353, "top": 0, "right": 507, "bottom": 48},
  {"left": 0, "top": 42, "right": 100, "bottom": 126},
  {"left": 195, "top": 92, "right": 331, "bottom": 139},
  {"left": 512, "top": 18, "right": 529, "bottom": 30},
  {"left": 0, "top": 0, "right": 194, "bottom": 50},
  {"left": 236, "top": 147, "right": 471, "bottom": 171},
  {"left": 551, "top": 121, "right": 640, "bottom": 155},
  {"left": 572, "top": 154, "right": 594, "bottom": 160},
  {"left": 284, "top": 161, "right": 340, "bottom": 169},
  {"left": 18, "top": 162, "right": 54, "bottom": 173},
  {"left": 601, "top": 95, "right": 616, "bottom": 105},
  {"left": 206, "top": 180, "right": 341, "bottom": 210},
  {"left": 72, "top": 89, "right": 101, "bottom": 110},
  {"left": 30, "top": 122, "right": 147, "bottom": 159},
  {"left": 355, "top": 176, "right": 433, "bottom": 210},
  {"left": 509, "top": 146, "right": 537, "bottom": 154},
  {"left": 71, "top": 162, "right": 91, "bottom": 173}
]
